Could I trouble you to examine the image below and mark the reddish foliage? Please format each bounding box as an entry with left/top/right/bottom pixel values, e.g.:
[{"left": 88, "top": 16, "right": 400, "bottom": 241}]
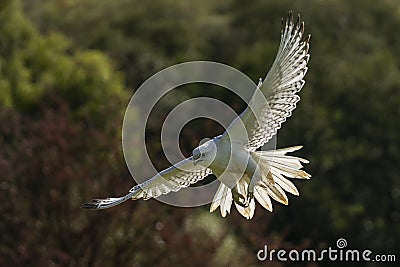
[{"left": 0, "top": 99, "right": 299, "bottom": 266}]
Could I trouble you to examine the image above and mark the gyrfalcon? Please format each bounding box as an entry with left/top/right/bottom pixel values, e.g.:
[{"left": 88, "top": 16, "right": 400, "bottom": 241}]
[{"left": 82, "top": 12, "right": 311, "bottom": 219}]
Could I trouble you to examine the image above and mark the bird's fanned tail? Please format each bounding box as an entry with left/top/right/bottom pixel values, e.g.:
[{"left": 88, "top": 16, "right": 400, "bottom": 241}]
[{"left": 210, "top": 145, "right": 310, "bottom": 219}]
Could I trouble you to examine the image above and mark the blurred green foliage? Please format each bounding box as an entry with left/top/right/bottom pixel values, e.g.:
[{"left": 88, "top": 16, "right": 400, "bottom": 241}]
[
  {"left": 0, "top": 0, "right": 128, "bottom": 127},
  {"left": 22, "top": 0, "right": 232, "bottom": 89},
  {"left": 0, "top": 0, "right": 399, "bottom": 266}
]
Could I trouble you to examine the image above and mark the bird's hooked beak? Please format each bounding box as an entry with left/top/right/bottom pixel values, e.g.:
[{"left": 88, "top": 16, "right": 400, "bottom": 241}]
[
  {"left": 192, "top": 148, "right": 202, "bottom": 165},
  {"left": 193, "top": 159, "right": 201, "bottom": 165}
]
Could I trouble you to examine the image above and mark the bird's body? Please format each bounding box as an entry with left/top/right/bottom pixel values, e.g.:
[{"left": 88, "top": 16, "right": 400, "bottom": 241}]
[{"left": 83, "top": 12, "right": 312, "bottom": 219}]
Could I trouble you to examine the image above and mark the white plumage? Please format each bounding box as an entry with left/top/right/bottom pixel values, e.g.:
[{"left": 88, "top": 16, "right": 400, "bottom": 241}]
[{"left": 83, "top": 12, "right": 311, "bottom": 219}]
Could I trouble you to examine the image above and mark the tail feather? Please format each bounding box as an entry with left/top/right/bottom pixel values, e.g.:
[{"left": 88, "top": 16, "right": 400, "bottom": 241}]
[
  {"left": 273, "top": 172, "right": 299, "bottom": 195},
  {"left": 269, "top": 156, "right": 308, "bottom": 168},
  {"left": 270, "top": 164, "right": 310, "bottom": 179},
  {"left": 260, "top": 179, "right": 289, "bottom": 205},
  {"left": 220, "top": 186, "right": 233, "bottom": 217},
  {"left": 210, "top": 183, "right": 233, "bottom": 217},
  {"left": 254, "top": 186, "right": 273, "bottom": 211},
  {"left": 210, "top": 183, "right": 226, "bottom": 212},
  {"left": 260, "top": 145, "right": 303, "bottom": 155}
]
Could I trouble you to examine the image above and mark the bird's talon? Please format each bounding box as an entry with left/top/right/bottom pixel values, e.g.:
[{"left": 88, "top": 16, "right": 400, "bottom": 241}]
[
  {"left": 242, "top": 191, "right": 253, "bottom": 207},
  {"left": 248, "top": 191, "right": 254, "bottom": 201}
]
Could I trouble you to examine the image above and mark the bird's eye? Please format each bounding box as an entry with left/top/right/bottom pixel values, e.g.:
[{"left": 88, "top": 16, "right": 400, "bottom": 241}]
[{"left": 201, "top": 153, "right": 205, "bottom": 157}]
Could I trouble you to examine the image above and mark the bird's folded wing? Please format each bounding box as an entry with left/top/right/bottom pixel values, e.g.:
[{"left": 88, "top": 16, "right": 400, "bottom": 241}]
[
  {"left": 82, "top": 157, "right": 212, "bottom": 209},
  {"left": 222, "top": 12, "right": 310, "bottom": 151}
]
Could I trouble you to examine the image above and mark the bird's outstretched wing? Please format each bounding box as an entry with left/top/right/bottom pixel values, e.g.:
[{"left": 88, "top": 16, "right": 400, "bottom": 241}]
[
  {"left": 82, "top": 157, "right": 212, "bottom": 209},
  {"left": 222, "top": 12, "right": 310, "bottom": 151}
]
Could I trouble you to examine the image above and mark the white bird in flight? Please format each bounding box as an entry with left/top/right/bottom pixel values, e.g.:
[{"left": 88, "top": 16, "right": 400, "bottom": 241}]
[{"left": 83, "top": 12, "right": 311, "bottom": 219}]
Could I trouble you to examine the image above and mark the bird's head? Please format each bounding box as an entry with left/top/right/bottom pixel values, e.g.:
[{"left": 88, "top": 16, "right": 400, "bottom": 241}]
[{"left": 192, "top": 139, "right": 217, "bottom": 166}]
